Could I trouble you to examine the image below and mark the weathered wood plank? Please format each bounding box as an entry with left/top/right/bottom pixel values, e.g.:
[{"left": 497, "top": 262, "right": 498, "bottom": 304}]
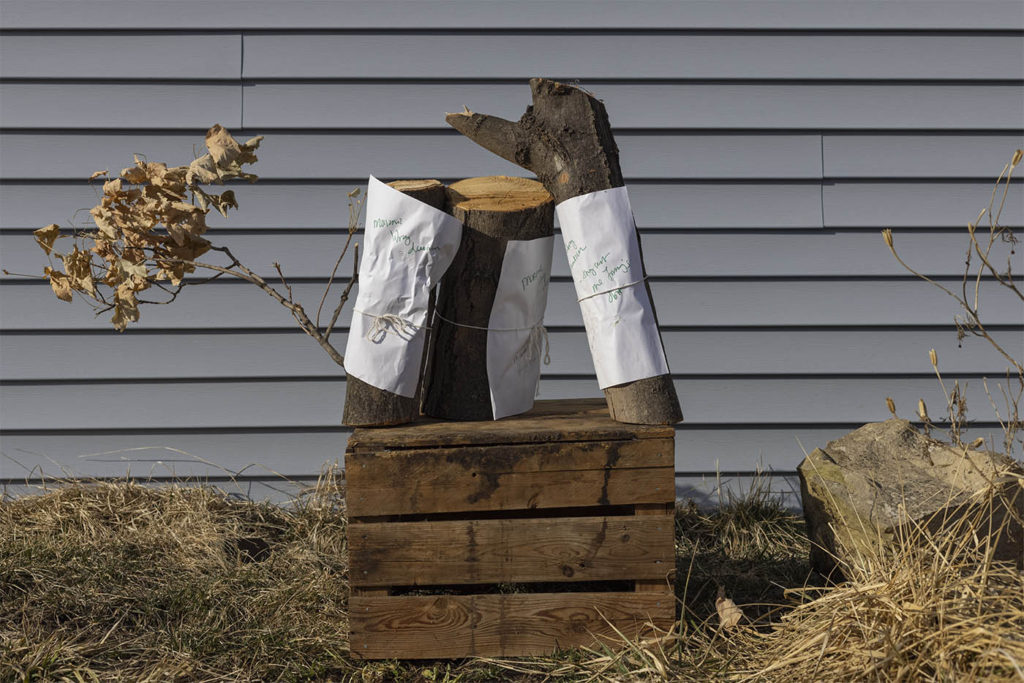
[
  {"left": 634, "top": 503, "right": 677, "bottom": 594},
  {"left": 349, "top": 592, "right": 675, "bottom": 659},
  {"left": 346, "top": 438, "right": 674, "bottom": 516},
  {"left": 348, "top": 399, "right": 673, "bottom": 451},
  {"left": 349, "top": 515, "right": 674, "bottom": 587}
]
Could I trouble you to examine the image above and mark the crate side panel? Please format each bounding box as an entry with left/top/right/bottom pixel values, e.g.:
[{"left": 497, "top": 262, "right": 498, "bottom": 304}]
[
  {"left": 349, "top": 592, "right": 674, "bottom": 659},
  {"left": 349, "top": 515, "right": 674, "bottom": 587},
  {"left": 346, "top": 438, "right": 674, "bottom": 516}
]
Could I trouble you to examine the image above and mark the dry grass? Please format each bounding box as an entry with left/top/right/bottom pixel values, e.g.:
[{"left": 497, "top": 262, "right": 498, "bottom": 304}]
[{"left": 2, "top": 467, "right": 1022, "bottom": 682}]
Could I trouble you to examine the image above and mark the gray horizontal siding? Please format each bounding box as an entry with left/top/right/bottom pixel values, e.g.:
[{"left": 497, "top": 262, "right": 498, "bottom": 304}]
[
  {"left": 241, "top": 33, "right": 1024, "bottom": 80},
  {"left": 10, "top": 33, "right": 1020, "bottom": 82},
  {"left": 3, "top": 230, "right": 1010, "bottom": 279},
  {"left": 4, "top": 83, "right": 1023, "bottom": 130},
  {"left": 0, "top": 181, "right": 829, "bottom": 230},
  {"left": 4, "top": 180, "right": 1020, "bottom": 232},
  {"left": 0, "top": 377, "right": 995, "bottom": 430},
  {"left": 241, "top": 83, "right": 1024, "bottom": 131},
  {"left": 0, "top": 132, "right": 825, "bottom": 180},
  {"left": 3, "top": 0, "right": 1022, "bottom": 30},
  {"left": 5, "top": 279, "right": 1021, "bottom": 330},
  {"left": 2, "top": 329, "right": 1016, "bottom": 381},
  {"left": 0, "top": 83, "right": 242, "bottom": 129},
  {"left": 7, "top": 132, "right": 1024, "bottom": 181},
  {"left": 0, "top": 34, "right": 242, "bottom": 79},
  {"left": 2, "top": 3, "right": 1022, "bottom": 502}
]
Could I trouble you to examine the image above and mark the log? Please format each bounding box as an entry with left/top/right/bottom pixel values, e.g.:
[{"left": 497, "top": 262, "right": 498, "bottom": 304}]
[
  {"left": 445, "top": 78, "right": 683, "bottom": 425},
  {"left": 422, "top": 176, "right": 553, "bottom": 420},
  {"left": 343, "top": 179, "right": 446, "bottom": 427}
]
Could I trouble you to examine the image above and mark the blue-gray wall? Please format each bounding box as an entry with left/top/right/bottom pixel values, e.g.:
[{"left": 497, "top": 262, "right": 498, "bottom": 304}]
[{"left": 2, "top": 0, "right": 1022, "bottom": 506}]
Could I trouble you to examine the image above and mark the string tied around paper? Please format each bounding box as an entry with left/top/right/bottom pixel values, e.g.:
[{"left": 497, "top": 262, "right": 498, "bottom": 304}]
[
  {"left": 433, "top": 310, "right": 551, "bottom": 367},
  {"left": 576, "top": 276, "right": 648, "bottom": 303},
  {"left": 355, "top": 309, "right": 426, "bottom": 344}
]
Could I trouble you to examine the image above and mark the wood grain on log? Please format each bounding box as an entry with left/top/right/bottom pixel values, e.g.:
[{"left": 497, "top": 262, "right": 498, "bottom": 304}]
[
  {"left": 343, "top": 179, "right": 446, "bottom": 427},
  {"left": 422, "top": 176, "right": 554, "bottom": 421},
  {"left": 445, "top": 78, "right": 683, "bottom": 425}
]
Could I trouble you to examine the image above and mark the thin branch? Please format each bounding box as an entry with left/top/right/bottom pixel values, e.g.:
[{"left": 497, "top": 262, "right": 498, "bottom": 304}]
[
  {"left": 316, "top": 227, "right": 357, "bottom": 329},
  {"left": 169, "top": 248, "right": 348, "bottom": 368},
  {"left": 324, "top": 243, "right": 358, "bottom": 342}
]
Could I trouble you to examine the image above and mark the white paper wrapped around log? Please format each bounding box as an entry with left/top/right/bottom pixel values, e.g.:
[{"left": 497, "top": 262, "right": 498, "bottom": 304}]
[
  {"left": 555, "top": 186, "right": 669, "bottom": 389},
  {"left": 344, "top": 176, "right": 462, "bottom": 397},
  {"left": 486, "top": 236, "right": 554, "bottom": 419}
]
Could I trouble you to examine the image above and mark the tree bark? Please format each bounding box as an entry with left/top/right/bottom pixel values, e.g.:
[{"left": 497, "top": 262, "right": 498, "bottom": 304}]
[
  {"left": 444, "top": 78, "right": 683, "bottom": 425},
  {"left": 343, "top": 179, "right": 447, "bottom": 427},
  {"left": 422, "top": 176, "right": 554, "bottom": 421}
]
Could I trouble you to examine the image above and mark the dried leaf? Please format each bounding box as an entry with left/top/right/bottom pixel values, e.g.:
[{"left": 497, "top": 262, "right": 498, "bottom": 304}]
[
  {"left": 205, "top": 124, "right": 241, "bottom": 167},
  {"left": 118, "top": 258, "right": 148, "bottom": 281},
  {"left": 716, "top": 588, "right": 743, "bottom": 629},
  {"left": 103, "top": 178, "right": 123, "bottom": 196},
  {"left": 59, "top": 246, "right": 96, "bottom": 296},
  {"left": 44, "top": 266, "right": 73, "bottom": 302},
  {"left": 186, "top": 154, "right": 220, "bottom": 185},
  {"left": 34, "top": 224, "right": 62, "bottom": 255},
  {"left": 90, "top": 206, "right": 118, "bottom": 239},
  {"left": 111, "top": 288, "right": 139, "bottom": 331},
  {"left": 89, "top": 169, "right": 109, "bottom": 180}
]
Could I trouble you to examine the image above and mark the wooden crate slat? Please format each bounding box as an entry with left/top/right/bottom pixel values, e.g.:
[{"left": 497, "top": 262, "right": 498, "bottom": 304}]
[
  {"left": 350, "top": 515, "right": 674, "bottom": 587},
  {"left": 346, "top": 438, "right": 674, "bottom": 516},
  {"left": 634, "top": 503, "right": 677, "bottom": 594},
  {"left": 349, "top": 592, "right": 674, "bottom": 659},
  {"left": 346, "top": 398, "right": 673, "bottom": 451}
]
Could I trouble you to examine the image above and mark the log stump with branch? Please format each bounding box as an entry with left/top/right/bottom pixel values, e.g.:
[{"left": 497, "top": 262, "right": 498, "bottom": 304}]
[
  {"left": 422, "top": 176, "right": 554, "bottom": 421},
  {"left": 445, "top": 79, "right": 682, "bottom": 425},
  {"left": 343, "top": 179, "right": 447, "bottom": 427}
]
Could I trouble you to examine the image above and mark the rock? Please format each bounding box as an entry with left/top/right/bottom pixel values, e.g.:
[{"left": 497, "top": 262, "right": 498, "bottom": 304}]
[{"left": 799, "top": 418, "right": 1024, "bottom": 578}]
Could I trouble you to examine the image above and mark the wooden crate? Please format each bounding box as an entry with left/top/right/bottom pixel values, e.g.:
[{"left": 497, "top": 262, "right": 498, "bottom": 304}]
[{"left": 344, "top": 398, "right": 677, "bottom": 659}]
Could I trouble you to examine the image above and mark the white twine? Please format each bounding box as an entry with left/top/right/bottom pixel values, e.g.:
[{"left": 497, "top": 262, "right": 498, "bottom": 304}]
[
  {"left": 575, "top": 276, "right": 648, "bottom": 303},
  {"left": 354, "top": 309, "right": 426, "bottom": 344},
  {"left": 433, "top": 310, "right": 551, "bottom": 367}
]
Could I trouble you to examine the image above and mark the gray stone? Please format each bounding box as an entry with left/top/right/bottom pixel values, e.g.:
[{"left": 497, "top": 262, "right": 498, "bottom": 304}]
[{"left": 799, "top": 419, "right": 1024, "bottom": 578}]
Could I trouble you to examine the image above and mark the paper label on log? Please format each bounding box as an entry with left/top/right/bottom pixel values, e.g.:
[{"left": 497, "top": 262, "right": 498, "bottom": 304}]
[
  {"left": 344, "top": 176, "right": 463, "bottom": 397},
  {"left": 555, "top": 187, "right": 669, "bottom": 389},
  {"left": 487, "top": 236, "right": 554, "bottom": 419}
]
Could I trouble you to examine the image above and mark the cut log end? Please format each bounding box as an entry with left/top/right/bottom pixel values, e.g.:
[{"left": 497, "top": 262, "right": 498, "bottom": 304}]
[
  {"left": 605, "top": 375, "right": 683, "bottom": 425},
  {"left": 448, "top": 175, "right": 552, "bottom": 214}
]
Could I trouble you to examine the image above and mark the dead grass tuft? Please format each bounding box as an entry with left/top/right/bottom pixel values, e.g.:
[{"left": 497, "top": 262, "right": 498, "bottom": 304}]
[{"left": 2, "top": 468, "right": 1021, "bottom": 681}]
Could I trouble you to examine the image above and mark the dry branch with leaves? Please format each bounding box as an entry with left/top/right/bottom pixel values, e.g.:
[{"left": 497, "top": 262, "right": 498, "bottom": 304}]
[{"left": 18, "top": 125, "right": 360, "bottom": 366}]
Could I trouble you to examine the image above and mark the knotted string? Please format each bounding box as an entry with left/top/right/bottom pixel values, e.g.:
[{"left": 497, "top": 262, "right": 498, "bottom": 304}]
[
  {"left": 575, "top": 275, "right": 649, "bottom": 303},
  {"left": 354, "top": 309, "right": 425, "bottom": 343},
  {"left": 433, "top": 310, "right": 551, "bottom": 367}
]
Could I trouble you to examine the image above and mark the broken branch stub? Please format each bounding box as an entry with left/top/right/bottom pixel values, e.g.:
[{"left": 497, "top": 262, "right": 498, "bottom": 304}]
[{"left": 445, "top": 78, "right": 682, "bottom": 425}]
